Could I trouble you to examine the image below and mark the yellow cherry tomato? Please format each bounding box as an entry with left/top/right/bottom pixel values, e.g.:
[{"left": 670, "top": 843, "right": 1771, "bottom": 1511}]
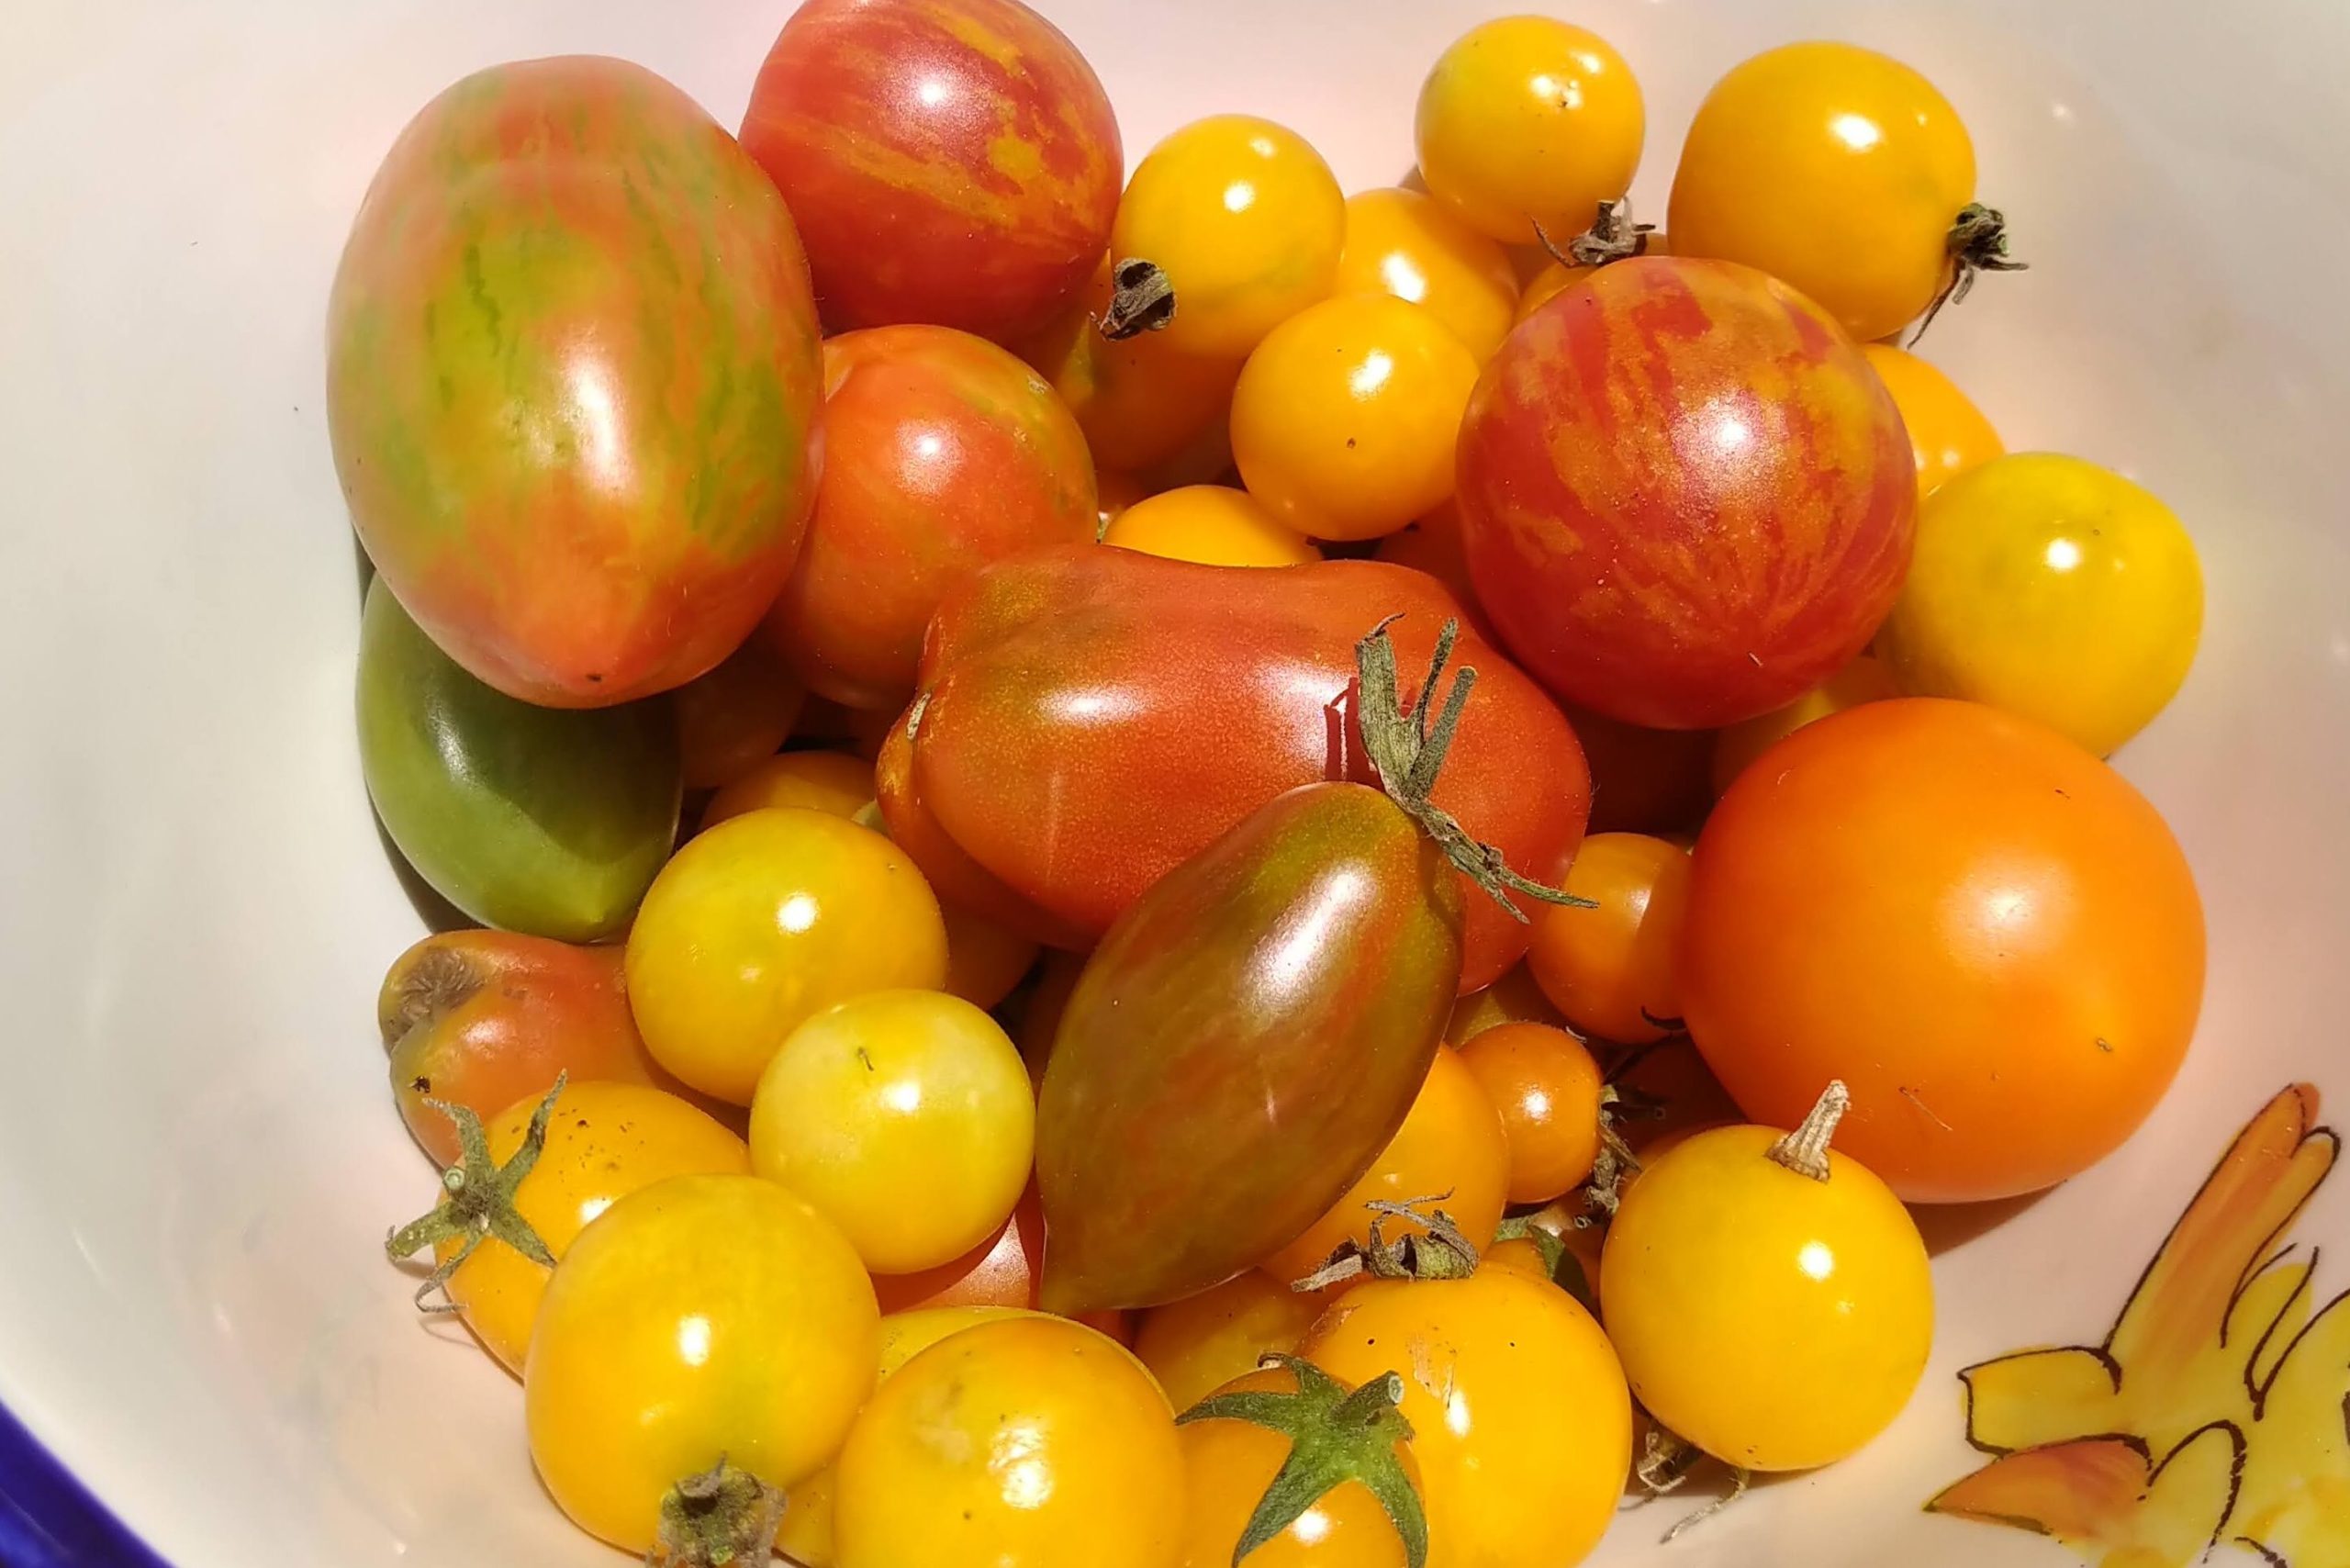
[
  {"left": 1443, "top": 960, "right": 1566, "bottom": 1045},
  {"left": 1110, "top": 115, "right": 1345, "bottom": 359},
  {"left": 834, "top": 1315, "right": 1184, "bottom": 1568},
  {"left": 1516, "top": 234, "right": 1668, "bottom": 325},
  {"left": 1416, "top": 18, "right": 1644, "bottom": 246},
  {"left": 1524, "top": 832, "right": 1692, "bottom": 1044},
  {"left": 1333, "top": 187, "right": 1520, "bottom": 361},
  {"left": 750, "top": 990, "right": 1035, "bottom": 1275},
  {"left": 626, "top": 808, "right": 949, "bottom": 1104},
  {"left": 1304, "top": 1268, "right": 1631, "bottom": 1568},
  {"left": 432, "top": 1082, "right": 746, "bottom": 1375},
  {"left": 1231, "top": 296, "right": 1479, "bottom": 542},
  {"left": 1710, "top": 653, "right": 1899, "bottom": 795},
  {"left": 524, "top": 1174, "right": 879, "bottom": 1556},
  {"left": 1670, "top": 42, "right": 1992, "bottom": 342},
  {"left": 1134, "top": 1271, "right": 1323, "bottom": 1416},
  {"left": 1104, "top": 484, "right": 1319, "bottom": 567},
  {"left": 672, "top": 638, "right": 805, "bottom": 790},
  {"left": 1455, "top": 1022, "right": 1603, "bottom": 1204},
  {"left": 1861, "top": 343, "right": 2003, "bottom": 501},
  {"left": 1178, "top": 1363, "right": 1423, "bottom": 1568},
  {"left": 1261, "top": 1046, "right": 1510, "bottom": 1287},
  {"left": 1878, "top": 453, "right": 2204, "bottom": 756},
  {"left": 701, "top": 749, "right": 875, "bottom": 831},
  {"left": 1599, "top": 1100, "right": 1934, "bottom": 1470},
  {"left": 1023, "top": 256, "right": 1245, "bottom": 473}
]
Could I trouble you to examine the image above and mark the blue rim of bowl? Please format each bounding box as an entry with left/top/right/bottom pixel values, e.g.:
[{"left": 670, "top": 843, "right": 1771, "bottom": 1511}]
[{"left": 0, "top": 1397, "right": 170, "bottom": 1567}]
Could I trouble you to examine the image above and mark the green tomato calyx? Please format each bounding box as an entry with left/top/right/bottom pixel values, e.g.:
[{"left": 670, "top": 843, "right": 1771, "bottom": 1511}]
[
  {"left": 1290, "top": 1195, "right": 1482, "bottom": 1294},
  {"left": 1178, "top": 1354, "right": 1429, "bottom": 1568},
  {"left": 382, "top": 1073, "right": 565, "bottom": 1312},
  {"left": 1910, "top": 202, "right": 2025, "bottom": 346}
]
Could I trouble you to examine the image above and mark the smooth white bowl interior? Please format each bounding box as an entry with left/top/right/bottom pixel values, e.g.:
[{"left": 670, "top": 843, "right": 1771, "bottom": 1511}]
[{"left": 3, "top": 2, "right": 2347, "bottom": 1564}]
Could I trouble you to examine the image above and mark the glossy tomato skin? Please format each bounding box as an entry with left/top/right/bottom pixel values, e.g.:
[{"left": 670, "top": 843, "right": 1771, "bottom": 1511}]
[
  {"left": 881, "top": 546, "right": 1591, "bottom": 991},
  {"left": 740, "top": 0, "right": 1120, "bottom": 342},
  {"left": 764, "top": 326, "right": 1097, "bottom": 711},
  {"left": 1458, "top": 257, "right": 1915, "bottom": 729},
  {"left": 1681, "top": 700, "right": 2206, "bottom": 1203},
  {"left": 330, "top": 58, "right": 822, "bottom": 706},
  {"left": 1037, "top": 784, "right": 1464, "bottom": 1312}
]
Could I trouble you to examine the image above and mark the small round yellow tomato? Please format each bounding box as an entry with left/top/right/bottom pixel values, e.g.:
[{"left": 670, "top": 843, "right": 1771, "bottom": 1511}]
[
  {"left": 627, "top": 809, "right": 949, "bottom": 1104},
  {"left": 1333, "top": 187, "right": 1519, "bottom": 360},
  {"left": 1711, "top": 654, "right": 1899, "bottom": 795},
  {"left": 1134, "top": 1271, "right": 1322, "bottom": 1416},
  {"left": 1600, "top": 1104, "right": 1934, "bottom": 1470},
  {"left": 834, "top": 1316, "right": 1184, "bottom": 1568},
  {"left": 525, "top": 1174, "right": 879, "bottom": 1556},
  {"left": 1880, "top": 454, "right": 2203, "bottom": 756},
  {"left": 750, "top": 990, "right": 1035, "bottom": 1275},
  {"left": 672, "top": 639, "right": 805, "bottom": 790},
  {"left": 1516, "top": 234, "right": 1667, "bottom": 325},
  {"left": 701, "top": 749, "right": 875, "bottom": 831},
  {"left": 1178, "top": 1364, "right": 1423, "bottom": 1568},
  {"left": 1260, "top": 1047, "right": 1510, "bottom": 1287},
  {"left": 1443, "top": 960, "right": 1566, "bottom": 1046},
  {"left": 1456, "top": 1022, "right": 1603, "bottom": 1204},
  {"left": 1110, "top": 115, "right": 1345, "bottom": 359},
  {"left": 1416, "top": 18, "right": 1644, "bottom": 246},
  {"left": 1861, "top": 343, "right": 2002, "bottom": 501},
  {"left": 433, "top": 1082, "right": 746, "bottom": 1374},
  {"left": 1304, "top": 1268, "right": 1630, "bottom": 1568},
  {"left": 1524, "top": 833, "right": 1692, "bottom": 1044},
  {"left": 1670, "top": 42, "right": 1987, "bottom": 342},
  {"left": 1024, "top": 256, "right": 1246, "bottom": 473},
  {"left": 1104, "top": 484, "right": 1319, "bottom": 567},
  {"left": 1231, "top": 296, "right": 1479, "bottom": 542}
]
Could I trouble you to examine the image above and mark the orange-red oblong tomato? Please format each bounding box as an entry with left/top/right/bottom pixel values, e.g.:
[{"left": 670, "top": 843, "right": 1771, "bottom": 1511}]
[
  {"left": 763, "top": 325, "right": 1097, "bottom": 711},
  {"left": 740, "top": 0, "right": 1121, "bottom": 342},
  {"left": 1458, "top": 257, "right": 1915, "bottom": 730}
]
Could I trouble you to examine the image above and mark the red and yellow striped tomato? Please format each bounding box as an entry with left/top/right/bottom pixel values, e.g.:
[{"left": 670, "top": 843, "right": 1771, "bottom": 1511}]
[
  {"left": 741, "top": 0, "right": 1121, "bottom": 343},
  {"left": 1458, "top": 257, "right": 1915, "bottom": 729},
  {"left": 763, "top": 325, "right": 1097, "bottom": 711},
  {"left": 329, "top": 57, "right": 823, "bottom": 707}
]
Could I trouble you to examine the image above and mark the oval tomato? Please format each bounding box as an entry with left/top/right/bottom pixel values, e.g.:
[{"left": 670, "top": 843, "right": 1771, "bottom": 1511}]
[
  {"left": 764, "top": 325, "right": 1097, "bottom": 711},
  {"left": 878, "top": 546, "right": 1592, "bottom": 991},
  {"left": 330, "top": 58, "right": 822, "bottom": 706},
  {"left": 1457, "top": 256, "right": 1916, "bottom": 729},
  {"left": 740, "top": 0, "right": 1120, "bottom": 342},
  {"left": 1682, "top": 699, "right": 2206, "bottom": 1202}
]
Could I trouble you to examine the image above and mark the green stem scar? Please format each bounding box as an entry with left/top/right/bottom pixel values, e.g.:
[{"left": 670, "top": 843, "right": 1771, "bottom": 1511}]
[{"left": 1909, "top": 202, "right": 2026, "bottom": 345}]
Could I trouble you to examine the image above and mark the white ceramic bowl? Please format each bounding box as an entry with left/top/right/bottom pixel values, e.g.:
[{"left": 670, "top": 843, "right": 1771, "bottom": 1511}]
[{"left": 4, "top": 2, "right": 2346, "bottom": 1564}]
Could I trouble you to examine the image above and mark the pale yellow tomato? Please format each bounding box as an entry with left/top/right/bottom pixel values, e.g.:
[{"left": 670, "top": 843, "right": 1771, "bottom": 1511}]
[
  {"left": 1333, "top": 187, "right": 1520, "bottom": 360},
  {"left": 1103, "top": 484, "right": 1320, "bottom": 567},
  {"left": 1230, "top": 296, "right": 1480, "bottom": 542},
  {"left": 626, "top": 809, "right": 948, "bottom": 1104},
  {"left": 1877, "top": 453, "right": 2204, "bottom": 755}
]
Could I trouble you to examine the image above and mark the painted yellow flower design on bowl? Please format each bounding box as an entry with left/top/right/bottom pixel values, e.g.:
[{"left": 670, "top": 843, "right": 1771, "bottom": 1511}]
[{"left": 1930, "top": 1084, "right": 2349, "bottom": 1568}]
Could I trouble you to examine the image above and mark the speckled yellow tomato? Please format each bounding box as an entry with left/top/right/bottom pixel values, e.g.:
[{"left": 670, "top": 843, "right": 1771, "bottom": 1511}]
[
  {"left": 626, "top": 808, "right": 949, "bottom": 1104},
  {"left": 525, "top": 1175, "right": 879, "bottom": 1556},
  {"left": 833, "top": 1316, "right": 1184, "bottom": 1568},
  {"left": 1670, "top": 42, "right": 1995, "bottom": 343},
  {"left": 1711, "top": 654, "right": 1900, "bottom": 795},
  {"left": 1600, "top": 1110, "right": 1934, "bottom": 1470},
  {"left": 701, "top": 750, "right": 876, "bottom": 832},
  {"left": 1416, "top": 18, "right": 1644, "bottom": 246},
  {"left": 1231, "top": 296, "right": 1479, "bottom": 543},
  {"left": 1134, "top": 1271, "right": 1324, "bottom": 1416},
  {"left": 1878, "top": 454, "right": 2203, "bottom": 756},
  {"left": 750, "top": 989, "right": 1035, "bottom": 1274},
  {"left": 1108, "top": 116, "right": 1345, "bottom": 358},
  {"left": 1861, "top": 344, "right": 2002, "bottom": 501},
  {"left": 1333, "top": 187, "right": 1520, "bottom": 360},
  {"left": 1303, "top": 1267, "right": 1630, "bottom": 1568},
  {"left": 1524, "top": 832, "right": 1692, "bottom": 1045},
  {"left": 435, "top": 1082, "right": 746, "bottom": 1375},
  {"left": 1103, "top": 484, "right": 1319, "bottom": 566}
]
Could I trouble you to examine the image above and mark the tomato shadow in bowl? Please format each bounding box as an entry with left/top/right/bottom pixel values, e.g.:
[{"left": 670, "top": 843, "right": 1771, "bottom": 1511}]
[
  {"left": 1911, "top": 1187, "right": 2053, "bottom": 1259},
  {"left": 373, "top": 812, "right": 476, "bottom": 935}
]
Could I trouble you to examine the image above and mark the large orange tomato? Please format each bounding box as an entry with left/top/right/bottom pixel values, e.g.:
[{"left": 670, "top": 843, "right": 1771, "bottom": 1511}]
[{"left": 1681, "top": 699, "right": 2205, "bottom": 1203}]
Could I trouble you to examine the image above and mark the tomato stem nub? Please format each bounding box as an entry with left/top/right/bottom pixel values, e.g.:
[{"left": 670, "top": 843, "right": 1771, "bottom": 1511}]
[
  {"left": 1290, "top": 1195, "right": 1483, "bottom": 1292},
  {"left": 1908, "top": 202, "right": 2026, "bottom": 346},
  {"left": 383, "top": 1073, "right": 565, "bottom": 1313},
  {"left": 651, "top": 1457, "right": 788, "bottom": 1568},
  {"left": 1098, "top": 257, "right": 1177, "bottom": 341},
  {"left": 1353, "top": 619, "right": 1595, "bottom": 922},
  {"left": 1766, "top": 1079, "right": 1851, "bottom": 1182},
  {"left": 1535, "top": 198, "right": 1656, "bottom": 269},
  {"left": 1177, "top": 1354, "right": 1429, "bottom": 1568}
]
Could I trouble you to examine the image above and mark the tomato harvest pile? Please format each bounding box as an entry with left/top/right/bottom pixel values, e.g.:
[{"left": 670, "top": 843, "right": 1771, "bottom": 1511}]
[{"left": 334, "top": 4, "right": 2208, "bottom": 1564}]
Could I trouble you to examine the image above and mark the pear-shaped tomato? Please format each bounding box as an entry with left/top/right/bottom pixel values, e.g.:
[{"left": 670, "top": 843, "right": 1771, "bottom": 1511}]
[
  {"left": 330, "top": 57, "right": 823, "bottom": 706},
  {"left": 878, "top": 546, "right": 1590, "bottom": 991},
  {"left": 356, "top": 579, "right": 679, "bottom": 940}
]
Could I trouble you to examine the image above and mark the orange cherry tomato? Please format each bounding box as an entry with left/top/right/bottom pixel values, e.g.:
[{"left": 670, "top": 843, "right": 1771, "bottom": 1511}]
[
  {"left": 1711, "top": 653, "right": 1899, "bottom": 796},
  {"left": 1259, "top": 1047, "right": 1509, "bottom": 1287},
  {"left": 1333, "top": 187, "right": 1520, "bottom": 360},
  {"left": 1861, "top": 343, "right": 2002, "bottom": 501},
  {"left": 1133, "top": 1271, "right": 1323, "bottom": 1416},
  {"left": 1103, "top": 484, "right": 1319, "bottom": 567},
  {"left": 1516, "top": 234, "right": 1666, "bottom": 324},
  {"left": 672, "top": 638, "right": 806, "bottom": 790},
  {"left": 1524, "top": 833, "right": 1693, "bottom": 1044},
  {"left": 1456, "top": 1023, "right": 1603, "bottom": 1204},
  {"left": 1022, "top": 254, "right": 1245, "bottom": 475}
]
